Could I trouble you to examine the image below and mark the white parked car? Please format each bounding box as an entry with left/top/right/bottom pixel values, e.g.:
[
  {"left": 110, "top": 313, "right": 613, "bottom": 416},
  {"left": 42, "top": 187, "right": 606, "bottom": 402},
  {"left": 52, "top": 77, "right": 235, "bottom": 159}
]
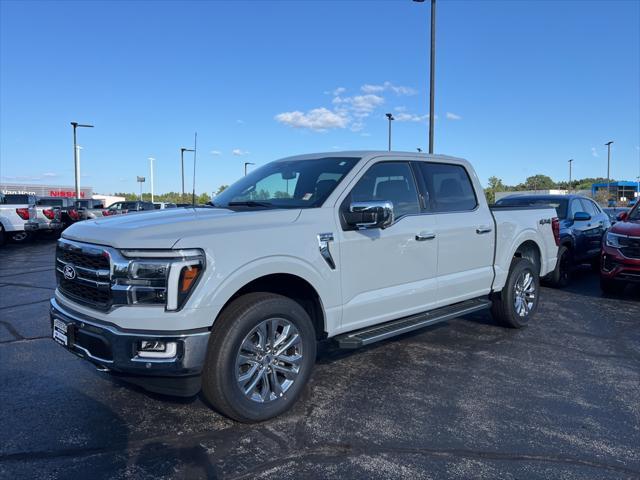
[{"left": 51, "top": 151, "right": 559, "bottom": 421}]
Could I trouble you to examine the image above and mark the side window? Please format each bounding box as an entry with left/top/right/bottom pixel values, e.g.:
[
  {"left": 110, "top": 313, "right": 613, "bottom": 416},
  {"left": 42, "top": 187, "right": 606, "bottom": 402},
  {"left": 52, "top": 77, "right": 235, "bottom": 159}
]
[
  {"left": 580, "top": 199, "right": 598, "bottom": 217},
  {"left": 568, "top": 199, "right": 582, "bottom": 219},
  {"left": 418, "top": 163, "right": 477, "bottom": 212},
  {"left": 347, "top": 162, "right": 420, "bottom": 219}
]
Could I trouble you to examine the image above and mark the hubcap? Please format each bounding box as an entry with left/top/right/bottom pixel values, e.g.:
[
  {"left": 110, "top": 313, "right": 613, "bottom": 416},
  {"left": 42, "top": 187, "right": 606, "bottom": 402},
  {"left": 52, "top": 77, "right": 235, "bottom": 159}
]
[
  {"left": 513, "top": 270, "right": 536, "bottom": 317},
  {"left": 235, "top": 317, "right": 302, "bottom": 403}
]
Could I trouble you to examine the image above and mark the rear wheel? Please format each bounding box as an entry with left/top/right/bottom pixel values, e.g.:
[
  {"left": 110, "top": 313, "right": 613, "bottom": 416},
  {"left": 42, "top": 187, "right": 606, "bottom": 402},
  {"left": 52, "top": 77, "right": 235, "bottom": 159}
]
[
  {"left": 201, "top": 292, "right": 316, "bottom": 422},
  {"left": 545, "top": 246, "right": 571, "bottom": 288},
  {"left": 491, "top": 258, "right": 540, "bottom": 329}
]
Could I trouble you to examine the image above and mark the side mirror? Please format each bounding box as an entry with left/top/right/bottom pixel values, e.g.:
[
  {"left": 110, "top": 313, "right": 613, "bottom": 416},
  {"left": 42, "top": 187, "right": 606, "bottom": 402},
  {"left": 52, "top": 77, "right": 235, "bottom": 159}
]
[
  {"left": 617, "top": 212, "right": 628, "bottom": 222},
  {"left": 346, "top": 201, "right": 394, "bottom": 229},
  {"left": 573, "top": 211, "right": 591, "bottom": 222}
]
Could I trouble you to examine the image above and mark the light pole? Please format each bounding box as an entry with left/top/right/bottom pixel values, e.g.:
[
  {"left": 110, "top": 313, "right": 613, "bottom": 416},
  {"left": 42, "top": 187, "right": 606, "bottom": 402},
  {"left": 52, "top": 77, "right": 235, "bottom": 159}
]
[
  {"left": 605, "top": 141, "right": 613, "bottom": 203},
  {"left": 180, "top": 147, "right": 195, "bottom": 199},
  {"left": 71, "top": 122, "right": 93, "bottom": 202},
  {"left": 385, "top": 113, "right": 394, "bottom": 151},
  {"left": 244, "top": 162, "right": 255, "bottom": 176},
  {"left": 568, "top": 159, "right": 573, "bottom": 191},
  {"left": 413, "top": 0, "right": 436, "bottom": 154},
  {"left": 148, "top": 157, "right": 155, "bottom": 202}
]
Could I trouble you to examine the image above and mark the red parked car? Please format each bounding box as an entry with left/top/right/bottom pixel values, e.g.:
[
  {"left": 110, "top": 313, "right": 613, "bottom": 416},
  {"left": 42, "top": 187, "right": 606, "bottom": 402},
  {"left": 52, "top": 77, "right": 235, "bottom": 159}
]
[{"left": 600, "top": 202, "right": 640, "bottom": 294}]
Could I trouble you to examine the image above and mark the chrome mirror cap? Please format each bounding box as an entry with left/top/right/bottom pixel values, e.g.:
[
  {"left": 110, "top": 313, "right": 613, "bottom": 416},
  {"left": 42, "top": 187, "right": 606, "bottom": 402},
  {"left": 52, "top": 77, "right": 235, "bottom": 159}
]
[{"left": 349, "top": 201, "right": 394, "bottom": 229}]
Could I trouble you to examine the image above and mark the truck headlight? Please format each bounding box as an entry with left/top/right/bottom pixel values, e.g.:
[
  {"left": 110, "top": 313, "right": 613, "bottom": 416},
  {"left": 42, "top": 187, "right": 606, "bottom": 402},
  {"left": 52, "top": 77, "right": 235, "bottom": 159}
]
[{"left": 117, "top": 249, "right": 205, "bottom": 311}]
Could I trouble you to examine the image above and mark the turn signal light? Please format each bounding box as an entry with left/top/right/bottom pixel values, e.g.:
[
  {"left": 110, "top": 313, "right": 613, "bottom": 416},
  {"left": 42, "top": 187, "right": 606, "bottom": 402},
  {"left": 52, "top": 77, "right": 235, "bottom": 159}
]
[
  {"left": 16, "top": 208, "right": 30, "bottom": 220},
  {"left": 179, "top": 265, "right": 201, "bottom": 293}
]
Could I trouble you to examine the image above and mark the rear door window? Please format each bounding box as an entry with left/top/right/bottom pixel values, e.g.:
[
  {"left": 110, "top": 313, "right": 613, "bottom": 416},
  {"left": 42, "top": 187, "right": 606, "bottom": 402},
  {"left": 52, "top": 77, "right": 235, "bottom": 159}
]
[{"left": 418, "top": 163, "right": 477, "bottom": 212}]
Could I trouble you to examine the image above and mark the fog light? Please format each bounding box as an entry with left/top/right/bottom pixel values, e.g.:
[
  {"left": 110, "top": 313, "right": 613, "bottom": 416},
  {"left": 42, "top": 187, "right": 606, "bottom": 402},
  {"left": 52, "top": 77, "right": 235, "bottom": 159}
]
[{"left": 137, "top": 340, "right": 177, "bottom": 359}]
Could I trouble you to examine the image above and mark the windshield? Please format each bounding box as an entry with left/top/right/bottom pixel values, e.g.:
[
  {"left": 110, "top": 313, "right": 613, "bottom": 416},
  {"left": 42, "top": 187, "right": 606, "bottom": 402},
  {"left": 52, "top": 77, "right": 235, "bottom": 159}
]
[
  {"left": 496, "top": 197, "right": 568, "bottom": 219},
  {"left": 213, "top": 157, "right": 360, "bottom": 209},
  {"left": 629, "top": 203, "right": 640, "bottom": 221}
]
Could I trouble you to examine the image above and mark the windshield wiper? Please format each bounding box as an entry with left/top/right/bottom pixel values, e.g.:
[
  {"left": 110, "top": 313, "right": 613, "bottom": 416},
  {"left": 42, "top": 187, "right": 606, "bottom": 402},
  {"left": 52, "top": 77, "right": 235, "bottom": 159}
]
[{"left": 227, "top": 200, "right": 274, "bottom": 208}]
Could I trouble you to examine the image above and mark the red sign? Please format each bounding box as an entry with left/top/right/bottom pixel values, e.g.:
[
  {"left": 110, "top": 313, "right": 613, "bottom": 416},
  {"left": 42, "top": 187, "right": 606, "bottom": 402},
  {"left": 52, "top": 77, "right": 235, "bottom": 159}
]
[{"left": 49, "top": 190, "right": 85, "bottom": 198}]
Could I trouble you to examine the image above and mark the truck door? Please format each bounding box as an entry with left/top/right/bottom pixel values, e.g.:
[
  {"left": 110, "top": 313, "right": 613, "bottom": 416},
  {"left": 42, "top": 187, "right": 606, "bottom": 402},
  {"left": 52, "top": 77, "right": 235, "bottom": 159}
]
[
  {"left": 416, "top": 162, "right": 495, "bottom": 305},
  {"left": 337, "top": 160, "right": 438, "bottom": 331}
]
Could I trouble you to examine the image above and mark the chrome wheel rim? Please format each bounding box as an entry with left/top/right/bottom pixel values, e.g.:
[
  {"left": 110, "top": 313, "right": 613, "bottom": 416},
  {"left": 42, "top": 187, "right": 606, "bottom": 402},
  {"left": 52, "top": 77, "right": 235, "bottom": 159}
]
[
  {"left": 235, "top": 317, "right": 302, "bottom": 403},
  {"left": 12, "top": 232, "right": 27, "bottom": 242},
  {"left": 514, "top": 270, "right": 536, "bottom": 317}
]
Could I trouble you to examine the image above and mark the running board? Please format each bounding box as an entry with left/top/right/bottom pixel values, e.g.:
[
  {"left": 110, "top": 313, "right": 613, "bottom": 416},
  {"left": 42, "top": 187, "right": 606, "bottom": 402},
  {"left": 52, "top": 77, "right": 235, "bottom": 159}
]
[{"left": 335, "top": 298, "right": 492, "bottom": 349}]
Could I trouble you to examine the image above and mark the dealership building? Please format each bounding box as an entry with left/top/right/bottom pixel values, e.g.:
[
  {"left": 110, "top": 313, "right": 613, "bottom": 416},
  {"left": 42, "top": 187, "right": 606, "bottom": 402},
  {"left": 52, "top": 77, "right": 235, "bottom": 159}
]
[{"left": 1, "top": 183, "right": 93, "bottom": 199}]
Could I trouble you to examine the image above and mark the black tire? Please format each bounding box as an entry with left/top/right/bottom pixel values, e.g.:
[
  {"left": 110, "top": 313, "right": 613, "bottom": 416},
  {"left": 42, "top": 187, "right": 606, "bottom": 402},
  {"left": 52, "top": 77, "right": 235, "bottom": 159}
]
[
  {"left": 590, "top": 257, "right": 601, "bottom": 273},
  {"left": 491, "top": 258, "right": 540, "bottom": 329},
  {"left": 544, "top": 246, "right": 572, "bottom": 288},
  {"left": 600, "top": 277, "right": 621, "bottom": 295},
  {"left": 201, "top": 292, "right": 317, "bottom": 423}
]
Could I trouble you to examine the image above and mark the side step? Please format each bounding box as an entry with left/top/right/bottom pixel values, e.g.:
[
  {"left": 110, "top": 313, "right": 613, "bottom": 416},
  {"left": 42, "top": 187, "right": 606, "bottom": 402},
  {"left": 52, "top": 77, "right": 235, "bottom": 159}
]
[{"left": 335, "top": 298, "right": 492, "bottom": 349}]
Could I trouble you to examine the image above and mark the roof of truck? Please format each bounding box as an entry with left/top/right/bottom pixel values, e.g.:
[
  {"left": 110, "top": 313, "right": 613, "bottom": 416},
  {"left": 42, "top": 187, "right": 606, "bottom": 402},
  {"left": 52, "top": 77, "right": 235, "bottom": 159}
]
[{"left": 275, "top": 150, "right": 467, "bottom": 164}]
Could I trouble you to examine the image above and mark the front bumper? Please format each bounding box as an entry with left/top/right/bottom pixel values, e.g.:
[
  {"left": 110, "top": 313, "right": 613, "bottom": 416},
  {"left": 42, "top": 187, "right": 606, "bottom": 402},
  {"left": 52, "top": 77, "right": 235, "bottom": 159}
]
[
  {"left": 601, "top": 245, "right": 640, "bottom": 283},
  {"left": 50, "top": 297, "right": 210, "bottom": 396}
]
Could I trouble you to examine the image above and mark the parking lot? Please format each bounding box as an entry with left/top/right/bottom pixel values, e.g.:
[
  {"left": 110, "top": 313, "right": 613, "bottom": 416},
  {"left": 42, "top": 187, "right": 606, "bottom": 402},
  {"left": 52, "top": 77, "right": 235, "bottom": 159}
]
[{"left": 0, "top": 238, "right": 638, "bottom": 479}]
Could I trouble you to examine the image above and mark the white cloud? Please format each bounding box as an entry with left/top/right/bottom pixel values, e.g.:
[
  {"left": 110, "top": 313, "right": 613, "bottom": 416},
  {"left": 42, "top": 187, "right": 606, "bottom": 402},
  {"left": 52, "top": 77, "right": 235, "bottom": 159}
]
[
  {"left": 361, "top": 81, "right": 417, "bottom": 96},
  {"left": 446, "top": 112, "right": 462, "bottom": 120},
  {"left": 210, "top": 150, "right": 222, "bottom": 156},
  {"left": 361, "top": 132, "right": 372, "bottom": 137},
  {"left": 395, "top": 106, "right": 407, "bottom": 112},
  {"left": 395, "top": 112, "right": 429, "bottom": 122},
  {"left": 591, "top": 147, "right": 598, "bottom": 157},
  {"left": 42, "top": 172, "right": 57, "bottom": 177},
  {"left": 232, "top": 149, "right": 249, "bottom": 156},
  {"left": 275, "top": 108, "right": 348, "bottom": 131}
]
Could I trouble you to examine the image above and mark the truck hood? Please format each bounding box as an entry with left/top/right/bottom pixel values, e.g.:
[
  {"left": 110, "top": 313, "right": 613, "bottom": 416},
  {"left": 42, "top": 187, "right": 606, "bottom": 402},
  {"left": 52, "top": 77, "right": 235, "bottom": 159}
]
[
  {"left": 62, "top": 207, "right": 301, "bottom": 249},
  {"left": 610, "top": 218, "right": 640, "bottom": 236}
]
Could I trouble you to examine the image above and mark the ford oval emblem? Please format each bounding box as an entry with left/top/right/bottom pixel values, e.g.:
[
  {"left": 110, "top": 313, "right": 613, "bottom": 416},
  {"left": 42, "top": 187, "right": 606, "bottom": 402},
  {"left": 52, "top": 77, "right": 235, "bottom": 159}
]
[{"left": 63, "top": 264, "right": 77, "bottom": 280}]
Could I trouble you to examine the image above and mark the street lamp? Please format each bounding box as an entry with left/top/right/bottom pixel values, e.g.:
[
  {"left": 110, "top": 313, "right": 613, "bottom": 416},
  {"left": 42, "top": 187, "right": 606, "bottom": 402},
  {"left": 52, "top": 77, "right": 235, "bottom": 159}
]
[
  {"left": 70, "top": 122, "right": 94, "bottom": 202},
  {"left": 148, "top": 157, "right": 155, "bottom": 202},
  {"left": 137, "top": 176, "right": 146, "bottom": 201},
  {"left": 385, "top": 113, "right": 394, "bottom": 151},
  {"left": 413, "top": 0, "right": 436, "bottom": 154},
  {"left": 417, "top": 147, "right": 423, "bottom": 153},
  {"left": 605, "top": 141, "right": 613, "bottom": 203},
  {"left": 568, "top": 159, "right": 573, "bottom": 191},
  {"left": 180, "top": 147, "right": 195, "bottom": 199},
  {"left": 244, "top": 162, "right": 255, "bottom": 176}
]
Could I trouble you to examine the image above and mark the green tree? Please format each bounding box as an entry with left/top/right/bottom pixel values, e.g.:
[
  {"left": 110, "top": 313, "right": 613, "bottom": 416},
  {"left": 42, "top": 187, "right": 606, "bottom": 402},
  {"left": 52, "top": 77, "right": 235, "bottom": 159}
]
[
  {"left": 215, "top": 185, "right": 229, "bottom": 195},
  {"left": 484, "top": 176, "right": 506, "bottom": 204},
  {"left": 523, "top": 174, "right": 555, "bottom": 191}
]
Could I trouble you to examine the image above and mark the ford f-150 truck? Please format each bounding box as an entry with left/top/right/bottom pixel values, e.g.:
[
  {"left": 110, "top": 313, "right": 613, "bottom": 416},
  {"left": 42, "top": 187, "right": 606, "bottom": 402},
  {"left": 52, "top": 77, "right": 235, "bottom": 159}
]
[
  {"left": 0, "top": 194, "right": 38, "bottom": 244},
  {"left": 50, "top": 151, "right": 559, "bottom": 422}
]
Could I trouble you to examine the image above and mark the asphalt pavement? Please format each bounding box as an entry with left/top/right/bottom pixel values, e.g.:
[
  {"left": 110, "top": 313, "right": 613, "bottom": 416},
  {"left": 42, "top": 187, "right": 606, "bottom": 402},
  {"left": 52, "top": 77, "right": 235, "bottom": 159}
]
[{"left": 1, "top": 238, "right": 639, "bottom": 479}]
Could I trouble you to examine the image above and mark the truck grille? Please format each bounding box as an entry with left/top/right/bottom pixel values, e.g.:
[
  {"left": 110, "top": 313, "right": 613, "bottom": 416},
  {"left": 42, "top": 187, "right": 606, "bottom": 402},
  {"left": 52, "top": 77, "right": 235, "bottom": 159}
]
[
  {"left": 620, "top": 236, "right": 640, "bottom": 260},
  {"left": 56, "top": 240, "right": 112, "bottom": 310}
]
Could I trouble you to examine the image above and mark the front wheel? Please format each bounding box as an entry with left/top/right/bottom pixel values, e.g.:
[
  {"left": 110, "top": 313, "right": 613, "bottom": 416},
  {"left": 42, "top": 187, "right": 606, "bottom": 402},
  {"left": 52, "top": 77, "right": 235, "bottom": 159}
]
[
  {"left": 491, "top": 258, "right": 540, "bottom": 329},
  {"left": 201, "top": 292, "right": 317, "bottom": 422}
]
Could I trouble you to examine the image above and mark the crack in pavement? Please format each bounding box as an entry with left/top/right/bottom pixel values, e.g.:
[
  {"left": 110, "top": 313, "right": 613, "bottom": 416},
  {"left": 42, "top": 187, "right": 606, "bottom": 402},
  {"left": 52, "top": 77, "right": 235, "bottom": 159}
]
[
  {"left": 0, "top": 320, "right": 24, "bottom": 341},
  {"left": 0, "top": 298, "right": 51, "bottom": 311},
  {"left": 0, "top": 335, "right": 50, "bottom": 345}
]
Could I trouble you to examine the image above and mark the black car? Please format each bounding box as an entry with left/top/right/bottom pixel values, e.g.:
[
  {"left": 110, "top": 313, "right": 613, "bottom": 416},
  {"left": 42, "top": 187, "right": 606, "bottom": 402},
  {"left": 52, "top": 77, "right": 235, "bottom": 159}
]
[{"left": 106, "top": 201, "right": 155, "bottom": 214}]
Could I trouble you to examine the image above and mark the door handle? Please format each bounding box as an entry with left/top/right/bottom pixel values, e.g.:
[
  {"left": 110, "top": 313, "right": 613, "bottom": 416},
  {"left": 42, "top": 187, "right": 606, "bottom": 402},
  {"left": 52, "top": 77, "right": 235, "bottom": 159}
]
[
  {"left": 415, "top": 232, "right": 436, "bottom": 241},
  {"left": 476, "top": 226, "right": 493, "bottom": 234}
]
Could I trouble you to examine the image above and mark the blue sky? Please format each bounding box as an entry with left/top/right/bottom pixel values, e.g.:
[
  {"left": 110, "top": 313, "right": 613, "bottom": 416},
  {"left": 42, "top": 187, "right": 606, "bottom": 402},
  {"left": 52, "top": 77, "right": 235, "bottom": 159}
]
[{"left": 1, "top": 0, "right": 639, "bottom": 195}]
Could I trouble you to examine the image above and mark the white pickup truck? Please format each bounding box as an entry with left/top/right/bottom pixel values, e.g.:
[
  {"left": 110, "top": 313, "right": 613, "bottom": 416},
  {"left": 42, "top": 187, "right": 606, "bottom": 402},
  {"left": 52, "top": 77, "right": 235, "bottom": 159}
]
[
  {"left": 0, "top": 194, "right": 39, "bottom": 245},
  {"left": 51, "top": 151, "right": 559, "bottom": 421}
]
